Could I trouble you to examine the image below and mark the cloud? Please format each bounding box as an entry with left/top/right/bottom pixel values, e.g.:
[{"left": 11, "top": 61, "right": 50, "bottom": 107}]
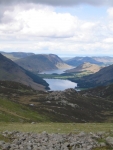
[
  {"left": 103, "top": 38, "right": 113, "bottom": 43},
  {"left": 107, "top": 7, "right": 113, "bottom": 18},
  {"left": 0, "top": 5, "right": 78, "bottom": 38},
  {"left": 0, "top": 4, "right": 113, "bottom": 56},
  {"left": 0, "top": 0, "right": 113, "bottom": 6}
]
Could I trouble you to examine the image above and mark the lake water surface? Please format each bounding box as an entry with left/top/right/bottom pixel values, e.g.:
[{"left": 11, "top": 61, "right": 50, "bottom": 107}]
[{"left": 44, "top": 79, "right": 77, "bottom": 91}]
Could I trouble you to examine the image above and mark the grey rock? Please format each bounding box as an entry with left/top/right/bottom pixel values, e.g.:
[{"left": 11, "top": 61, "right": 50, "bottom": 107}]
[
  {"left": 0, "top": 131, "right": 112, "bottom": 150},
  {"left": 106, "top": 136, "right": 113, "bottom": 147}
]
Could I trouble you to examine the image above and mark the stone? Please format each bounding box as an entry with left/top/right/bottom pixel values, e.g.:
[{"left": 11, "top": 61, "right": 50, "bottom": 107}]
[
  {"left": 0, "top": 131, "right": 112, "bottom": 150},
  {"left": 106, "top": 136, "right": 113, "bottom": 147}
]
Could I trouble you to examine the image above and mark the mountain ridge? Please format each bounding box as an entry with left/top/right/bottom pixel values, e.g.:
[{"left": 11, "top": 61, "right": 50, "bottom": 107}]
[
  {"left": 0, "top": 53, "right": 49, "bottom": 90},
  {"left": 65, "top": 56, "right": 104, "bottom": 66},
  {"left": 65, "top": 56, "right": 113, "bottom": 66},
  {"left": 1, "top": 52, "right": 34, "bottom": 61},
  {"left": 15, "top": 54, "right": 71, "bottom": 73}
]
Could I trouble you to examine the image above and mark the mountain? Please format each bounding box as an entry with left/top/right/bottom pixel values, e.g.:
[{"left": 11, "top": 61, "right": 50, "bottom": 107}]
[
  {"left": 70, "top": 64, "right": 113, "bottom": 88},
  {"left": 65, "top": 56, "right": 104, "bottom": 66},
  {"left": 15, "top": 54, "right": 71, "bottom": 73},
  {"left": 0, "top": 53, "right": 49, "bottom": 90},
  {"left": 1, "top": 52, "right": 34, "bottom": 61},
  {"left": 66, "top": 62, "right": 102, "bottom": 74},
  {"left": 0, "top": 81, "right": 113, "bottom": 123},
  {"left": 92, "top": 56, "right": 113, "bottom": 65},
  {"left": 0, "top": 81, "right": 50, "bottom": 122},
  {"left": 80, "top": 83, "right": 113, "bottom": 101}
]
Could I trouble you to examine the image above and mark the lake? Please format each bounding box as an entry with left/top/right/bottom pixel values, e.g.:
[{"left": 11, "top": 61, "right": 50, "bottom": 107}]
[{"left": 44, "top": 79, "right": 77, "bottom": 91}]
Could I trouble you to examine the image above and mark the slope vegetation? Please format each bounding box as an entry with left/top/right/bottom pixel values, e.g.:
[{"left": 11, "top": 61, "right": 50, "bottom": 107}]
[
  {"left": 80, "top": 84, "right": 113, "bottom": 101},
  {"left": 0, "top": 81, "right": 113, "bottom": 123},
  {"left": 1, "top": 52, "right": 34, "bottom": 61},
  {"left": 66, "top": 62, "right": 102, "bottom": 74},
  {"left": 0, "top": 53, "right": 49, "bottom": 90},
  {"left": 15, "top": 54, "right": 71, "bottom": 73},
  {"left": 70, "top": 64, "right": 113, "bottom": 88},
  {"left": 0, "top": 81, "right": 50, "bottom": 122}
]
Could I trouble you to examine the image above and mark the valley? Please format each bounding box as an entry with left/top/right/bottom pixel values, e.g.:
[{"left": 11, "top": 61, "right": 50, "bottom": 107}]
[
  {"left": 0, "top": 52, "right": 113, "bottom": 150},
  {"left": 1, "top": 1, "right": 113, "bottom": 149}
]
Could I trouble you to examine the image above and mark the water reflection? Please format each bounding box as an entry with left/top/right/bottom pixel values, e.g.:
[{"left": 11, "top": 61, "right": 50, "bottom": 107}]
[{"left": 44, "top": 79, "right": 77, "bottom": 91}]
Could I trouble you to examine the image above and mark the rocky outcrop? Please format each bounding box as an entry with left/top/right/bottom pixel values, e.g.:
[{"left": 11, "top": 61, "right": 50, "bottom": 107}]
[
  {"left": 0, "top": 131, "right": 113, "bottom": 150},
  {"left": 46, "top": 88, "right": 79, "bottom": 108}
]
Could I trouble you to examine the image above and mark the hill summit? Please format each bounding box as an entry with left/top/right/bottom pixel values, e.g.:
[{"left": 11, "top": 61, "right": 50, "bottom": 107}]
[
  {"left": 66, "top": 62, "right": 101, "bottom": 74},
  {"left": 15, "top": 54, "right": 71, "bottom": 73}
]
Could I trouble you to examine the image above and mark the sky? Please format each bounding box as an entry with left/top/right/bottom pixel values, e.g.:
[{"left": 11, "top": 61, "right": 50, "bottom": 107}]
[{"left": 0, "top": 0, "right": 113, "bottom": 56}]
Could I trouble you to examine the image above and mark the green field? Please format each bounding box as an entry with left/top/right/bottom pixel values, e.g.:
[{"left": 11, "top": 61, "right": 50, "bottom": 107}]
[
  {"left": 38, "top": 71, "right": 91, "bottom": 79},
  {"left": 0, "top": 123, "right": 113, "bottom": 134}
]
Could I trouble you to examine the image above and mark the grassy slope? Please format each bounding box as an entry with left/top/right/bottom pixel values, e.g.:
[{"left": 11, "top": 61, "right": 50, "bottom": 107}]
[
  {"left": 0, "top": 97, "right": 50, "bottom": 122},
  {"left": 0, "top": 81, "right": 50, "bottom": 122},
  {"left": 15, "top": 54, "right": 71, "bottom": 73}
]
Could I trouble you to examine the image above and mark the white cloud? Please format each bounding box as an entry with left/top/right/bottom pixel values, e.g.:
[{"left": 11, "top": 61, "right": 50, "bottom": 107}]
[
  {"left": 107, "top": 7, "right": 113, "bottom": 32},
  {"left": 0, "top": 4, "right": 113, "bottom": 56},
  {"left": 107, "top": 7, "right": 113, "bottom": 18},
  {"left": 103, "top": 38, "right": 113, "bottom": 43},
  {"left": 0, "top": 5, "right": 78, "bottom": 38}
]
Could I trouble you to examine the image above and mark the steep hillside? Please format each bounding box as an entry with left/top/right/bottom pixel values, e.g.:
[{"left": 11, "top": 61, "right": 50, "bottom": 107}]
[
  {"left": 1, "top": 52, "right": 34, "bottom": 61},
  {"left": 93, "top": 56, "right": 113, "bottom": 65},
  {"left": 0, "top": 53, "right": 49, "bottom": 90},
  {"left": 80, "top": 84, "right": 113, "bottom": 101},
  {"left": 70, "top": 64, "right": 113, "bottom": 88},
  {"left": 0, "top": 81, "right": 50, "bottom": 122},
  {"left": 0, "top": 81, "right": 113, "bottom": 123},
  {"left": 66, "top": 62, "right": 102, "bottom": 74},
  {"left": 65, "top": 57, "right": 104, "bottom": 66},
  {"left": 15, "top": 54, "right": 71, "bottom": 73}
]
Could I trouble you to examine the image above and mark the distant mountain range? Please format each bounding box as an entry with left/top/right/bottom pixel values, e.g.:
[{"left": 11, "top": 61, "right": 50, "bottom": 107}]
[
  {"left": 0, "top": 53, "right": 49, "bottom": 90},
  {"left": 66, "top": 62, "right": 102, "bottom": 74},
  {"left": 70, "top": 64, "right": 113, "bottom": 88},
  {"left": 15, "top": 54, "right": 71, "bottom": 73},
  {"left": 65, "top": 56, "right": 113, "bottom": 66},
  {"left": 1, "top": 52, "right": 34, "bottom": 61}
]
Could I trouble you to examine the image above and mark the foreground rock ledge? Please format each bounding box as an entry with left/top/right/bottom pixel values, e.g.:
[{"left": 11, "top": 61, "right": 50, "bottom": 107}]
[{"left": 0, "top": 131, "right": 113, "bottom": 150}]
